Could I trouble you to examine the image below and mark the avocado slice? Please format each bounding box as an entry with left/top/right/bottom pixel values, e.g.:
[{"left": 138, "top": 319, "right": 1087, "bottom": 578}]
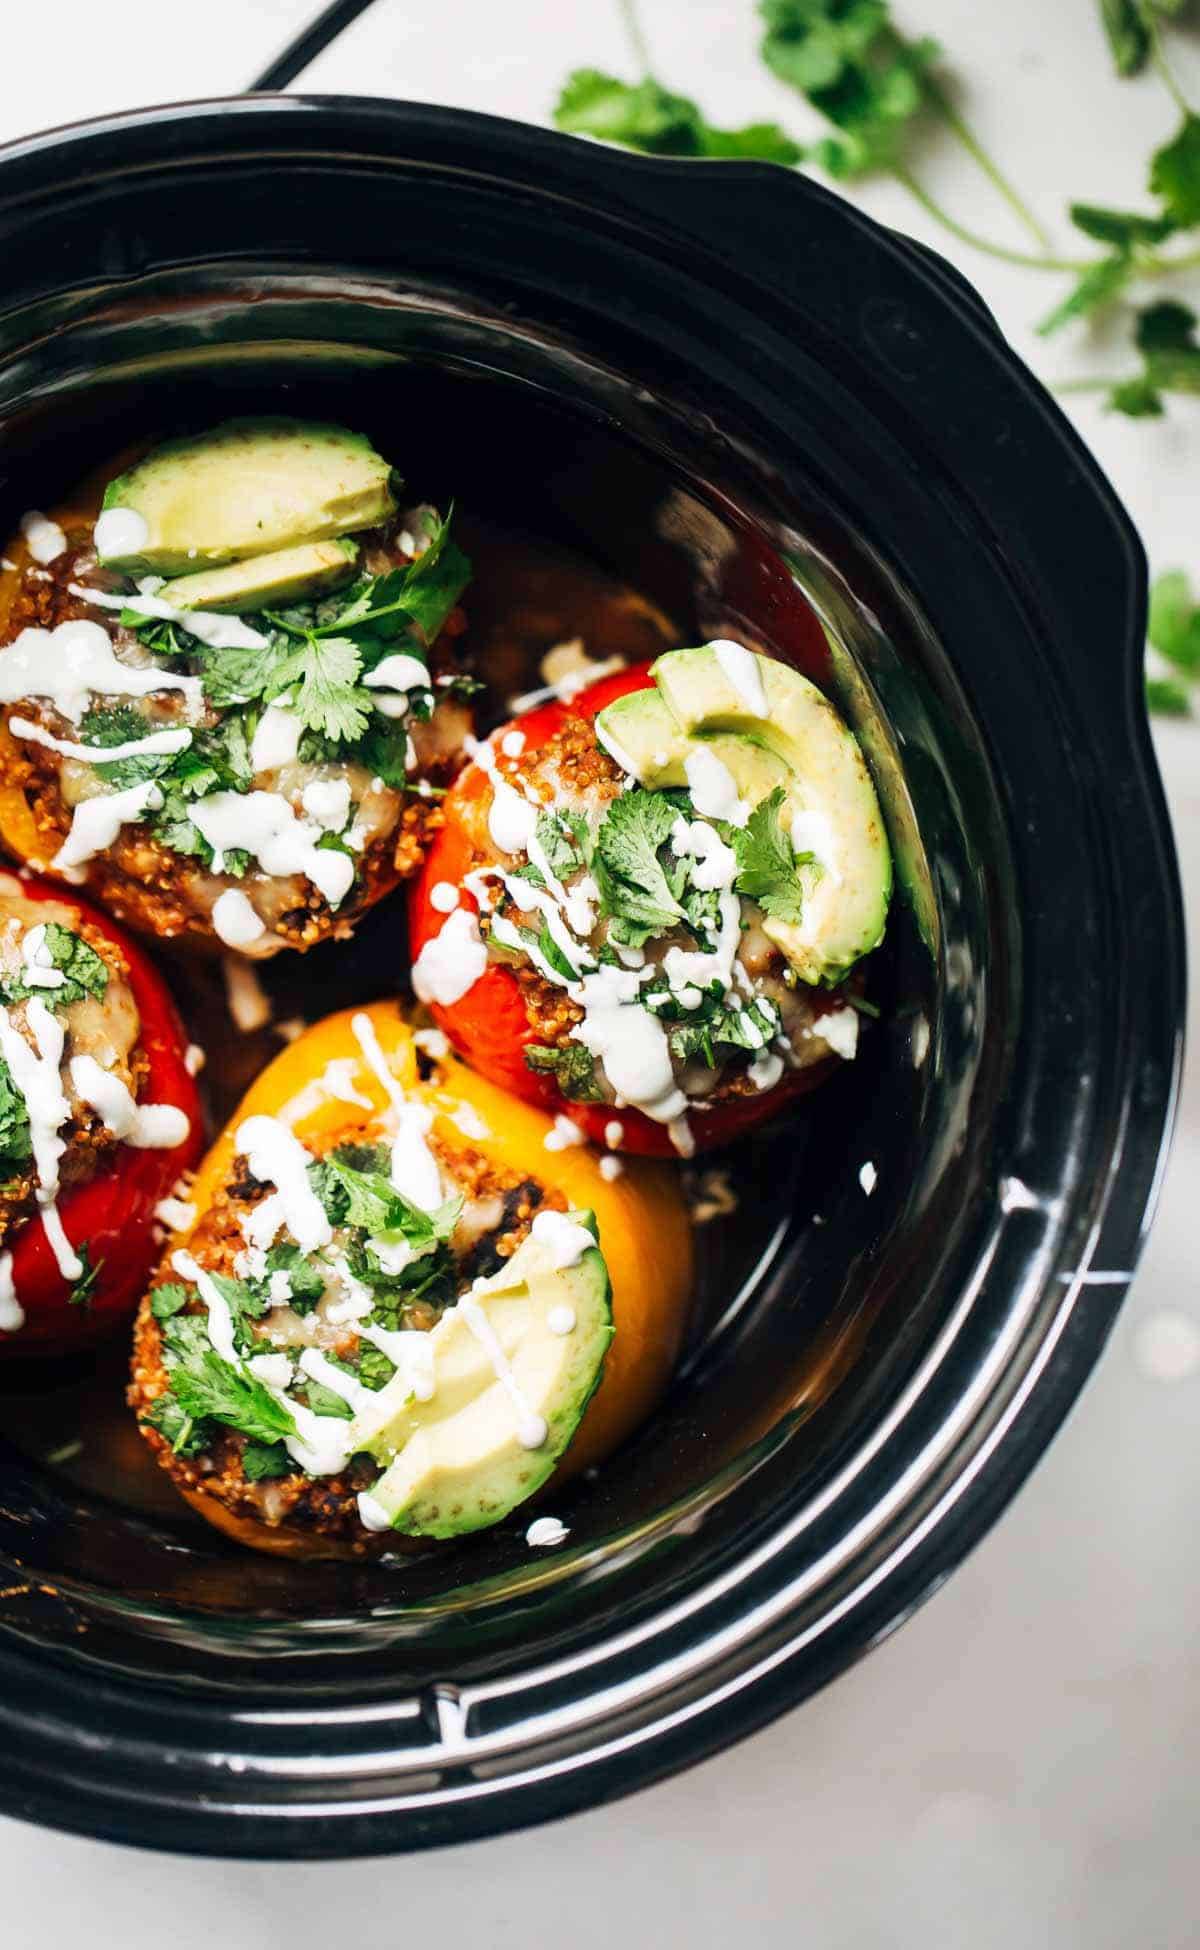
[
  {"left": 158, "top": 538, "right": 360, "bottom": 614},
  {"left": 595, "top": 645, "right": 891, "bottom": 985},
  {"left": 96, "top": 418, "right": 398, "bottom": 574},
  {"left": 350, "top": 1212, "right": 613, "bottom": 1538}
]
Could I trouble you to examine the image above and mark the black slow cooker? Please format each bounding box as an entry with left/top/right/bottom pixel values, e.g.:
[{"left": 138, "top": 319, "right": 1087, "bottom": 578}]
[{"left": 0, "top": 97, "right": 1182, "bottom": 1857}]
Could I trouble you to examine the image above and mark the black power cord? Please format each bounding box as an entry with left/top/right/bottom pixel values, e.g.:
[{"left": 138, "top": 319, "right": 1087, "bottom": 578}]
[{"left": 249, "top": 0, "right": 385, "bottom": 92}]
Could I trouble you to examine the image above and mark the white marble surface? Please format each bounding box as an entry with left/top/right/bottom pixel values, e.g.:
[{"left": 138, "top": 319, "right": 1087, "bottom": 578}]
[{"left": 1, "top": 2, "right": 1198, "bottom": 1939}]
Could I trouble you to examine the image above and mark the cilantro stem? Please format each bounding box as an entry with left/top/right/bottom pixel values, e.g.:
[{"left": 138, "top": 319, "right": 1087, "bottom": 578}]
[
  {"left": 617, "top": 0, "right": 652, "bottom": 78},
  {"left": 890, "top": 168, "right": 1090, "bottom": 270},
  {"left": 1145, "top": 11, "right": 1192, "bottom": 118},
  {"left": 913, "top": 62, "right": 1052, "bottom": 251}
]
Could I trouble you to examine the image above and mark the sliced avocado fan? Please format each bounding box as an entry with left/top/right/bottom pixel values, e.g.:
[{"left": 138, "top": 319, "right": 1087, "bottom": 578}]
[
  {"left": 96, "top": 417, "right": 398, "bottom": 575},
  {"left": 349, "top": 1210, "right": 613, "bottom": 1539},
  {"left": 594, "top": 643, "right": 892, "bottom": 985}
]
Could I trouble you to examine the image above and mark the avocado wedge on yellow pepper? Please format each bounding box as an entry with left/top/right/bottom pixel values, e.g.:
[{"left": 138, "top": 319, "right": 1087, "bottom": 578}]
[{"left": 129, "top": 1001, "right": 693, "bottom": 1558}]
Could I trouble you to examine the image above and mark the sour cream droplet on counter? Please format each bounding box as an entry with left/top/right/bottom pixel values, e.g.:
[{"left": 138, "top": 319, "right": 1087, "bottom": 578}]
[
  {"left": 93, "top": 507, "right": 150, "bottom": 561},
  {"left": 212, "top": 888, "right": 267, "bottom": 951},
  {"left": 412, "top": 907, "right": 489, "bottom": 1006},
  {"left": 19, "top": 511, "right": 67, "bottom": 564},
  {"left": 712, "top": 638, "right": 768, "bottom": 716}
]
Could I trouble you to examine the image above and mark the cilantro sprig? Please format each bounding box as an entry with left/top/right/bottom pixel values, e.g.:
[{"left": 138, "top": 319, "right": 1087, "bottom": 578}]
[
  {"left": 2, "top": 924, "right": 108, "bottom": 1011},
  {"left": 730, "top": 786, "right": 813, "bottom": 924}
]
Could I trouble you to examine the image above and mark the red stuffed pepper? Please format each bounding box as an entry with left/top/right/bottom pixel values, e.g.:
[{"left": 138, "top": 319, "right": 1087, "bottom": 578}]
[
  {"left": 409, "top": 643, "right": 892, "bottom": 1157},
  {"left": 0, "top": 870, "right": 203, "bottom": 1353}
]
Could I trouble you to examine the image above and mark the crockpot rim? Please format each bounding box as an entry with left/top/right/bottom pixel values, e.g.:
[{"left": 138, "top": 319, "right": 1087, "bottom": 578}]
[{"left": 0, "top": 93, "right": 1183, "bottom": 1859}]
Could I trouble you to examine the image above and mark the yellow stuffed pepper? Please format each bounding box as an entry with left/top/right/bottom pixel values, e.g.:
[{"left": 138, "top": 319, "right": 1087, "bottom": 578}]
[{"left": 129, "top": 1001, "right": 693, "bottom": 1559}]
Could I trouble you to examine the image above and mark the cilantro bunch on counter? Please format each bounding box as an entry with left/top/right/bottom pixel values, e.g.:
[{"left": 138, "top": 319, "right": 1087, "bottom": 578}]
[{"left": 555, "top": 2, "right": 1200, "bottom": 717}]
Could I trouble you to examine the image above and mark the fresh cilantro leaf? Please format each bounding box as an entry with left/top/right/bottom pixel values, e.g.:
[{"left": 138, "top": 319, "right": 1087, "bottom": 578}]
[
  {"left": 5, "top": 923, "right": 108, "bottom": 1010},
  {"left": 667, "top": 994, "right": 782, "bottom": 1068},
  {"left": 514, "top": 916, "right": 583, "bottom": 983},
  {"left": 509, "top": 861, "right": 548, "bottom": 891},
  {"left": 0, "top": 1056, "right": 31, "bottom": 1171},
  {"left": 555, "top": 68, "right": 804, "bottom": 164},
  {"left": 356, "top": 1346, "right": 396, "bottom": 1391},
  {"left": 150, "top": 1283, "right": 190, "bottom": 1320},
  {"left": 78, "top": 705, "right": 175, "bottom": 789},
  {"left": 199, "top": 636, "right": 291, "bottom": 711},
  {"left": 263, "top": 1241, "right": 326, "bottom": 1310},
  {"left": 298, "top": 1377, "right": 355, "bottom": 1421},
  {"left": 760, "top": 1, "right": 941, "bottom": 180},
  {"left": 206, "top": 1270, "right": 268, "bottom": 1353},
  {"left": 732, "top": 786, "right": 809, "bottom": 922},
  {"left": 535, "top": 809, "right": 587, "bottom": 881},
  {"left": 523, "top": 1041, "right": 603, "bottom": 1102},
  {"left": 1146, "top": 674, "right": 1192, "bottom": 715},
  {"left": 1108, "top": 301, "right": 1200, "bottom": 414},
  {"left": 1150, "top": 112, "right": 1200, "bottom": 229},
  {"left": 161, "top": 1312, "right": 213, "bottom": 1363},
  {"left": 140, "top": 1394, "right": 211, "bottom": 1458},
  {"left": 315, "top": 514, "right": 471, "bottom": 654},
  {"left": 1037, "top": 254, "right": 1133, "bottom": 337},
  {"left": 241, "top": 1440, "right": 292, "bottom": 1480},
  {"left": 350, "top": 715, "right": 416, "bottom": 789},
  {"left": 266, "top": 635, "right": 369, "bottom": 744},
  {"left": 1148, "top": 569, "right": 1200, "bottom": 672},
  {"left": 169, "top": 1350, "right": 298, "bottom": 1445},
  {"left": 594, "top": 790, "right": 687, "bottom": 944},
  {"left": 1097, "top": 0, "right": 1150, "bottom": 76},
  {"left": 67, "top": 1245, "right": 102, "bottom": 1310},
  {"left": 311, "top": 1149, "right": 461, "bottom": 1244},
  {"left": 1069, "top": 202, "right": 1177, "bottom": 248}
]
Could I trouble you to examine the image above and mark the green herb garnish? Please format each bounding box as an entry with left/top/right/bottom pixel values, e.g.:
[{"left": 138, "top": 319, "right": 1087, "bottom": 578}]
[
  {"left": 731, "top": 785, "right": 812, "bottom": 924},
  {"left": 523, "top": 1042, "right": 604, "bottom": 1102}
]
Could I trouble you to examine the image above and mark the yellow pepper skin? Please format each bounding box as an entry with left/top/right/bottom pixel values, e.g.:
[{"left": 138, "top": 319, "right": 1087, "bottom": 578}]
[{"left": 167, "top": 1000, "right": 694, "bottom": 1499}]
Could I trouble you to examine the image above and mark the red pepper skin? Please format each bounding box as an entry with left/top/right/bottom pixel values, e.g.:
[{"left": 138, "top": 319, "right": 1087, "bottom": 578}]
[
  {"left": 0, "top": 876, "right": 205, "bottom": 1355},
  {"left": 409, "top": 666, "right": 834, "bottom": 1157}
]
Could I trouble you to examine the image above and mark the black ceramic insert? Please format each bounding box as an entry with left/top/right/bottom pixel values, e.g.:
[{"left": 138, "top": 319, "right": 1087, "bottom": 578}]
[{"left": 0, "top": 98, "right": 1182, "bottom": 1858}]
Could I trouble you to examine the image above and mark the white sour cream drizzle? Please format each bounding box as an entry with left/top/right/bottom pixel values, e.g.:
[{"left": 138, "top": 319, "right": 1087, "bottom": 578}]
[
  {"left": 349, "top": 1012, "right": 444, "bottom": 1213},
  {"left": 411, "top": 906, "right": 489, "bottom": 1005},
  {"left": 20, "top": 511, "right": 67, "bottom": 565},
  {"left": 460, "top": 1293, "right": 548, "bottom": 1451},
  {"left": 712, "top": 639, "right": 769, "bottom": 716},
  {"left": 0, "top": 619, "right": 202, "bottom": 722},
  {"left": 172, "top": 1247, "right": 238, "bottom": 1363},
  {"left": 0, "top": 997, "right": 79, "bottom": 1279},
  {"left": 69, "top": 1054, "right": 190, "bottom": 1149},
  {"left": 364, "top": 653, "right": 432, "bottom": 719},
  {"left": 70, "top": 580, "right": 268, "bottom": 654},
  {"left": 0, "top": 1253, "right": 23, "bottom": 1332},
  {"left": 8, "top": 715, "right": 192, "bottom": 766},
  {"left": 684, "top": 746, "right": 749, "bottom": 828},
  {"left": 298, "top": 1346, "right": 373, "bottom": 1416},
  {"left": 92, "top": 507, "right": 149, "bottom": 560},
  {"left": 20, "top": 925, "right": 64, "bottom": 990},
  {"left": 529, "top": 1208, "right": 594, "bottom": 1269},
  {"left": 54, "top": 781, "right": 165, "bottom": 872},
  {"left": 211, "top": 888, "right": 266, "bottom": 950},
  {"left": 249, "top": 704, "right": 303, "bottom": 774},
  {"left": 234, "top": 1114, "right": 333, "bottom": 1254},
  {"left": 190, "top": 791, "right": 354, "bottom": 909}
]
